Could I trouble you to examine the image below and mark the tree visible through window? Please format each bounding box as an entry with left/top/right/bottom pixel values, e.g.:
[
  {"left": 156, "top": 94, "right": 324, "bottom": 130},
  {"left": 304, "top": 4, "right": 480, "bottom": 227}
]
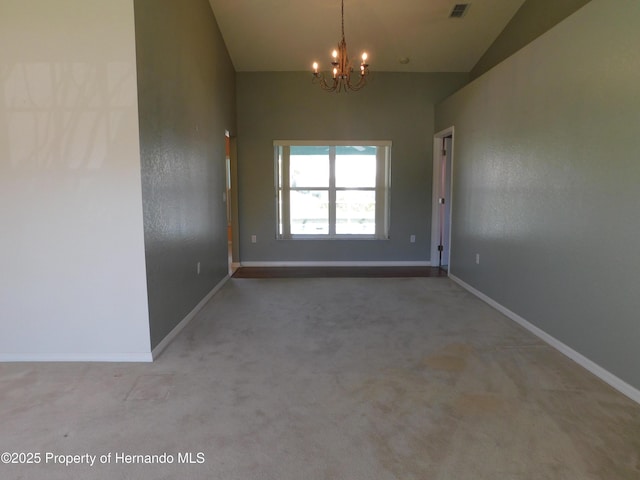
[{"left": 275, "top": 141, "right": 391, "bottom": 239}]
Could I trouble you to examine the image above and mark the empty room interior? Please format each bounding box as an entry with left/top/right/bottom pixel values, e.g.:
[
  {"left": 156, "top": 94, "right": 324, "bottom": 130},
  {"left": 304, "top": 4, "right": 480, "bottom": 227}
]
[{"left": 1, "top": 0, "right": 639, "bottom": 478}]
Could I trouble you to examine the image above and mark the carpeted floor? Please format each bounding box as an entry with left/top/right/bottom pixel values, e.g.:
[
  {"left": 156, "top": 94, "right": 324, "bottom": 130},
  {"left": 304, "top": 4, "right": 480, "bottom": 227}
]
[{"left": 1, "top": 277, "right": 638, "bottom": 479}]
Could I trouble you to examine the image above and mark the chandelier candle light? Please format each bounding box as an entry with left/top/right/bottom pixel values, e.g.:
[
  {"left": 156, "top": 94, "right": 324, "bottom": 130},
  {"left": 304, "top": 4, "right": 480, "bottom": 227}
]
[{"left": 312, "top": 0, "right": 370, "bottom": 92}]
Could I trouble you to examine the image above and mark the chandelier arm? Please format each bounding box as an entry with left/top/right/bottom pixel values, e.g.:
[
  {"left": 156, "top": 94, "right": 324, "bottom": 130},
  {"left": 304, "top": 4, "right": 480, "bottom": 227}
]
[
  {"left": 349, "top": 76, "right": 367, "bottom": 91},
  {"left": 313, "top": 69, "right": 368, "bottom": 93},
  {"left": 313, "top": 72, "right": 338, "bottom": 92}
]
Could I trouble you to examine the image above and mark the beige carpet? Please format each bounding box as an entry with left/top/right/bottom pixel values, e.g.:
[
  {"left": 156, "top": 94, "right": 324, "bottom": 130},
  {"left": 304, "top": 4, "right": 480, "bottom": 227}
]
[{"left": 1, "top": 277, "right": 638, "bottom": 479}]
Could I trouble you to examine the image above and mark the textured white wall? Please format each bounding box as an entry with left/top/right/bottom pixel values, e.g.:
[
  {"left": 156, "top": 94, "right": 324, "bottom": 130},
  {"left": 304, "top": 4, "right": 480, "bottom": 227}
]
[{"left": 0, "top": 0, "right": 151, "bottom": 360}]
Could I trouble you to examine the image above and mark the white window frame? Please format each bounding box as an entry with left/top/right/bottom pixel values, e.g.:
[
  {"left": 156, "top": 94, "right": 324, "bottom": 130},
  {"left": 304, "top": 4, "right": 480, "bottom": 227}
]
[{"left": 274, "top": 140, "right": 391, "bottom": 240}]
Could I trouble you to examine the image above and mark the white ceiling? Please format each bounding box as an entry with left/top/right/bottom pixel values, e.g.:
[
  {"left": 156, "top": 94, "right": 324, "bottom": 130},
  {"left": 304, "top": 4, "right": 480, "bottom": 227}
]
[{"left": 207, "top": 0, "right": 526, "bottom": 72}]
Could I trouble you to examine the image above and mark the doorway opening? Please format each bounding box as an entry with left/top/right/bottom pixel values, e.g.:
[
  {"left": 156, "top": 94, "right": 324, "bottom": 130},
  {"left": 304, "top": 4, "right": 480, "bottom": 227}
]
[
  {"left": 225, "top": 131, "right": 240, "bottom": 275},
  {"left": 431, "top": 127, "right": 454, "bottom": 273}
]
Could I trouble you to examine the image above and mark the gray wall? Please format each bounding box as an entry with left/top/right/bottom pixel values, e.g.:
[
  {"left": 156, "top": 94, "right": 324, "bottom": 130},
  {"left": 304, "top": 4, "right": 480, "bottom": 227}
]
[
  {"left": 470, "top": 0, "right": 591, "bottom": 80},
  {"left": 134, "top": 0, "right": 236, "bottom": 348},
  {"left": 236, "top": 72, "right": 468, "bottom": 263},
  {"left": 436, "top": 0, "right": 640, "bottom": 390}
]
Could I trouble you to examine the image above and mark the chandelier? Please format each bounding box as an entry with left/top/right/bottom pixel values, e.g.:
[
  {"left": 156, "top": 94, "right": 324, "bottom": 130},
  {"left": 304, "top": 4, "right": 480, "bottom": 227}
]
[{"left": 312, "top": 0, "right": 370, "bottom": 92}]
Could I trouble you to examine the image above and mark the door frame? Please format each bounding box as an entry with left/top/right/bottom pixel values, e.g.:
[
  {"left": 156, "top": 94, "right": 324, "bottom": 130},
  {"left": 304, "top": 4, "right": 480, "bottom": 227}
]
[{"left": 430, "top": 126, "right": 455, "bottom": 272}]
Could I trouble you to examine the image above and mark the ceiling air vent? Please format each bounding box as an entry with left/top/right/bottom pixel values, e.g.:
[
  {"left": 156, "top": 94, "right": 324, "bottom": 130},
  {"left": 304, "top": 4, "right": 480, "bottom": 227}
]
[{"left": 449, "top": 3, "right": 470, "bottom": 18}]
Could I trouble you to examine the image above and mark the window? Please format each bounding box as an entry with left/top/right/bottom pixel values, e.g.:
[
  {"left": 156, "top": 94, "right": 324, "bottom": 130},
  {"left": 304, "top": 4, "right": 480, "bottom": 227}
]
[{"left": 275, "top": 141, "right": 391, "bottom": 239}]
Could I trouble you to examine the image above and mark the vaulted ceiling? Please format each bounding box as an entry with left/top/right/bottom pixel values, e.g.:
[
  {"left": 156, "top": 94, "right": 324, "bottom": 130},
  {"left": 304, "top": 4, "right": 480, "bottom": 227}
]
[{"left": 208, "top": 0, "right": 526, "bottom": 72}]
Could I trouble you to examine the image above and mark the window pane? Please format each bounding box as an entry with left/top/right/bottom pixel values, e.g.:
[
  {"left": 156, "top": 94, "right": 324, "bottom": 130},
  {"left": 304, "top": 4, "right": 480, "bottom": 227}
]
[
  {"left": 290, "top": 190, "right": 329, "bottom": 235},
  {"left": 278, "top": 189, "right": 283, "bottom": 236},
  {"left": 336, "top": 190, "right": 376, "bottom": 235},
  {"left": 290, "top": 146, "right": 329, "bottom": 187},
  {"left": 336, "top": 146, "right": 377, "bottom": 187}
]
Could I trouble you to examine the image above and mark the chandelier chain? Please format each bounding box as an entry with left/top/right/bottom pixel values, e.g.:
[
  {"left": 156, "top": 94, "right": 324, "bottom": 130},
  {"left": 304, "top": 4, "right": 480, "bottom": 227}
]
[{"left": 341, "top": 0, "right": 345, "bottom": 42}]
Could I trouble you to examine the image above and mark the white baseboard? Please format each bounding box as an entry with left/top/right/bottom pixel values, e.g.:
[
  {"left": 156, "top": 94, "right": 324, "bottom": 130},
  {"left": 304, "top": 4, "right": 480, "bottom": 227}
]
[
  {"left": 0, "top": 352, "right": 153, "bottom": 363},
  {"left": 449, "top": 274, "right": 640, "bottom": 405},
  {"left": 151, "top": 274, "right": 231, "bottom": 360},
  {"left": 240, "top": 261, "right": 432, "bottom": 267}
]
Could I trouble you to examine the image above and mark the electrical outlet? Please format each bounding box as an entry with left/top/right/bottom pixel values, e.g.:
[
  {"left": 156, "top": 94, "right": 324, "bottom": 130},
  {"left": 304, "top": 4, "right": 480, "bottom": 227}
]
[
  {"left": 475, "top": 253, "right": 480, "bottom": 265},
  {"left": 251, "top": 235, "right": 257, "bottom": 244},
  {"left": 410, "top": 235, "right": 416, "bottom": 243},
  {"left": 197, "top": 262, "right": 201, "bottom": 274}
]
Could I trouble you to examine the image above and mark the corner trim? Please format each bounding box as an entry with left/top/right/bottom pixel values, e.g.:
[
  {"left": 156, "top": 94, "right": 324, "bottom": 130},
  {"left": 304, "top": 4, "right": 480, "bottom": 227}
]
[
  {"left": 240, "top": 261, "right": 432, "bottom": 267},
  {"left": 449, "top": 274, "right": 640, "bottom": 405},
  {"left": 0, "top": 353, "right": 153, "bottom": 363},
  {"left": 151, "top": 274, "right": 231, "bottom": 360}
]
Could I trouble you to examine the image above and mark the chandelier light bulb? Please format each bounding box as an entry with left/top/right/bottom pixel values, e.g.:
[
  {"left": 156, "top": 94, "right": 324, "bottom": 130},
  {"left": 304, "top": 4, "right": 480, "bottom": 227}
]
[
  {"left": 362, "top": 52, "right": 368, "bottom": 62},
  {"left": 313, "top": 62, "right": 319, "bottom": 73}
]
